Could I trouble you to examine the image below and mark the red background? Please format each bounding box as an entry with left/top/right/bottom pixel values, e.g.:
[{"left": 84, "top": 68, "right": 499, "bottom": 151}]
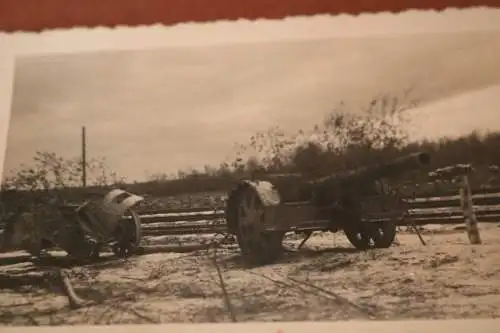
[{"left": 0, "top": 0, "right": 499, "bottom": 33}]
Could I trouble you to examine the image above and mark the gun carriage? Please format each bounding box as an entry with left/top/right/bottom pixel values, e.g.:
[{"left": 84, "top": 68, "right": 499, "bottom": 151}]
[
  {"left": 225, "top": 152, "right": 431, "bottom": 265},
  {"left": 2, "top": 189, "right": 144, "bottom": 261}
]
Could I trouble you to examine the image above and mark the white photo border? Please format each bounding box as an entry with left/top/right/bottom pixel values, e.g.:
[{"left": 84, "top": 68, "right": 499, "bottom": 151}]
[{"left": 1, "top": 7, "right": 500, "bottom": 332}]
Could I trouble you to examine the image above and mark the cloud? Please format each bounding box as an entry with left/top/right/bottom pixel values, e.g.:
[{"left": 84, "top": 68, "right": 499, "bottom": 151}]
[{"left": 4, "top": 30, "right": 500, "bottom": 181}]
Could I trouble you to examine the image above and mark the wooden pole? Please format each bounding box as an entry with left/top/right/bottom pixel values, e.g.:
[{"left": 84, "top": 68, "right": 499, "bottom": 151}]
[
  {"left": 81, "top": 126, "right": 87, "bottom": 188},
  {"left": 459, "top": 175, "right": 481, "bottom": 244}
]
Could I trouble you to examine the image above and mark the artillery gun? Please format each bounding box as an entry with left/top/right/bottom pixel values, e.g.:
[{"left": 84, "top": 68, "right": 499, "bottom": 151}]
[
  {"left": 1, "top": 189, "right": 144, "bottom": 261},
  {"left": 225, "top": 152, "right": 431, "bottom": 265}
]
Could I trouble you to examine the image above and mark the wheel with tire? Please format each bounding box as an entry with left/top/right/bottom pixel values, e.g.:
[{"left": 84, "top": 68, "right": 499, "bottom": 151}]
[
  {"left": 370, "top": 221, "right": 397, "bottom": 248},
  {"left": 344, "top": 220, "right": 396, "bottom": 250},
  {"left": 343, "top": 222, "right": 372, "bottom": 250}
]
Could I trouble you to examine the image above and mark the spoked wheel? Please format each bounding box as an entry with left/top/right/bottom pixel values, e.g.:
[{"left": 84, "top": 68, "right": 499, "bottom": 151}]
[
  {"left": 235, "top": 187, "right": 284, "bottom": 266},
  {"left": 344, "top": 220, "right": 397, "bottom": 250},
  {"left": 112, "top": 210, "right": 142, "bottom": 258}
]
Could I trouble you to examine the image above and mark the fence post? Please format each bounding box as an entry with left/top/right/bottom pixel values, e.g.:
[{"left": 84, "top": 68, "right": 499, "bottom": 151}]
[{"left": 458, "top": 175, "right": 482, "bottom": 244}]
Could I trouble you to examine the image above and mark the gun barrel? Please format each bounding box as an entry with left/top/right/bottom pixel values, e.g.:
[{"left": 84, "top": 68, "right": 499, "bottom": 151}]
[
  {"left": 308, "top": 152, "right": 431, "bottom": 186},
  {"left": 377, "top": 152, "right": 431, "bottom": 178}
]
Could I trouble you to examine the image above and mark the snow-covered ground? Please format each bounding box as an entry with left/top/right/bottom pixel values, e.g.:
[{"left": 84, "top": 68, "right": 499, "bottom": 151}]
[{"left": 0, "top": 224, "right": 499, "bottom": 325}]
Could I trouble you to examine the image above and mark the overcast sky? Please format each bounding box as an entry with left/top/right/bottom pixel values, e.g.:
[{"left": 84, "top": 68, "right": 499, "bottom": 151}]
[{"left": 2, "top": 9, "right": 500, "bottom": 182}]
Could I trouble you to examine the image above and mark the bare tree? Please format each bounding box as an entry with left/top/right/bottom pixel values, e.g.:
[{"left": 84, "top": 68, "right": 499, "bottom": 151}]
[{"left": 229, "top": 91, "right": 417, "bottom": 176}]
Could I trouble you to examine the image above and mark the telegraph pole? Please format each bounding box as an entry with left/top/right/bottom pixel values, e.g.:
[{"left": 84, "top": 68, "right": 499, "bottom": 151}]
[{"left": 81, "top": 126, "right": 87, "bottom": 187}]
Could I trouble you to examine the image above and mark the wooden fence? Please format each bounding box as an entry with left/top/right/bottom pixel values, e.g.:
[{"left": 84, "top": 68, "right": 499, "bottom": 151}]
[
  {"left": 1, "top": 186, "right": 499, "bottom": 237},
  {"left": 135, "top": 189, "right": 500, "bottom": 237}
]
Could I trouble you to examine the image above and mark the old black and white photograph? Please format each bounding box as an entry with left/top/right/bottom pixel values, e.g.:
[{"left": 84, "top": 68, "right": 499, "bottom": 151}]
[{"left": 1, "top": 7, "right": 500, "bottom": 326}]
